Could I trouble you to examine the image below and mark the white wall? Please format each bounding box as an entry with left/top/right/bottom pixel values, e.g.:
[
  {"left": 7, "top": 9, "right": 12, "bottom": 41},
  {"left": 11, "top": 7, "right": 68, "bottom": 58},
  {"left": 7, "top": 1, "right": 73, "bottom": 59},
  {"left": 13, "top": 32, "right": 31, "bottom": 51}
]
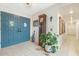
[
  {"left": 30, "top": 4, "right": 70, "bottom": 45},
  {"left": 31, "top": 8, "right": 58, "bottom": 45}
]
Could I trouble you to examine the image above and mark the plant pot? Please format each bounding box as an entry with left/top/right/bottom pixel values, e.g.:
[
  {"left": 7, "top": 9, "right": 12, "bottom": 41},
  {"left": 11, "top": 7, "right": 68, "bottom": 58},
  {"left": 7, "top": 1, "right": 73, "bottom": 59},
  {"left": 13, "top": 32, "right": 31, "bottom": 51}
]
[
  {"left": 45, "top": 45, "right": 52, "bottom": 53},
  {"left": 51, "top": 46, "right": 56, "bottom": 53}
]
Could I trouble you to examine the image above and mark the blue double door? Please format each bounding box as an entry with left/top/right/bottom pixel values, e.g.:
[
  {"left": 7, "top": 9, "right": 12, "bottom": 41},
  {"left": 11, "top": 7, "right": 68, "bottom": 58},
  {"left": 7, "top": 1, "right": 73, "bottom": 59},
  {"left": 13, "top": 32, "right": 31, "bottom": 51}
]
[{"left": 1, "top": 12, "right": 30, "bottom": 48}]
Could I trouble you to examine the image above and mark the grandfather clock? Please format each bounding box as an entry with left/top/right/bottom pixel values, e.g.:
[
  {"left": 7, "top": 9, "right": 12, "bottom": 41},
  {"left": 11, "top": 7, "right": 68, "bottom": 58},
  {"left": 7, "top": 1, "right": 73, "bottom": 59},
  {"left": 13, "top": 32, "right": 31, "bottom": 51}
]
[{"left": 39, "top": 14, "right": 46, "bottom": 46}]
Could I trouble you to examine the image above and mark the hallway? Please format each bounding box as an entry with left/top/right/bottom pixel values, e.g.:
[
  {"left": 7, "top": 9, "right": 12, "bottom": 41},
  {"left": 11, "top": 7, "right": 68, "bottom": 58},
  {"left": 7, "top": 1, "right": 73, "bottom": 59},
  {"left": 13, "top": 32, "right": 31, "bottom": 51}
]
[
  {"left": 59, "top": 34, "right": 79, "bottom": 56},
  {"left": 0, "top": 3, "right": 79, "bottom": 56}
]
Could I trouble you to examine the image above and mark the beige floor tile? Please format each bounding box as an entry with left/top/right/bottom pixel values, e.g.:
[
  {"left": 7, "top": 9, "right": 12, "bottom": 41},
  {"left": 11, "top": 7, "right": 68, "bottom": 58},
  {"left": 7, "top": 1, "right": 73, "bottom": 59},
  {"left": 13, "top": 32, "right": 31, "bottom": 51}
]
[{"left": 0, "top": 34, "right": 79, "bottom": 56}]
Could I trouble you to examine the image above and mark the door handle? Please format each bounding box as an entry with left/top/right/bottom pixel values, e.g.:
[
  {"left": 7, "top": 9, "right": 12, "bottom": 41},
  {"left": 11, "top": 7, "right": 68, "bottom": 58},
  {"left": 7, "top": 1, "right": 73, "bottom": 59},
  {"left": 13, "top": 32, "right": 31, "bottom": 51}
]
[{"left": 17, "top": 28, "right": 22, "bottom": 32}]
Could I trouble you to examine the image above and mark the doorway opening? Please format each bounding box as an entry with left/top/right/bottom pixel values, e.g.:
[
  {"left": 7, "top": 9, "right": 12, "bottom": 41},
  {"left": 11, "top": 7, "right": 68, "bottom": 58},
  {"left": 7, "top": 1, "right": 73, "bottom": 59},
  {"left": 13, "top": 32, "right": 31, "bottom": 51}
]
[{"left": 39, "top": 14, "right": 46, "bottom": 46}]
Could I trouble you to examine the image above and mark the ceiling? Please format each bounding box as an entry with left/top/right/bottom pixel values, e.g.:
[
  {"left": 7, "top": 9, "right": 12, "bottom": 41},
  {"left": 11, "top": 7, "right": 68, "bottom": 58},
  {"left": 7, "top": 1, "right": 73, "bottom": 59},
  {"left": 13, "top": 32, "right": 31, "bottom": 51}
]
[
  {"left": 59, "top": 3, "right": 79, "bottom": 23},
  {"left": 0, "top": 3, "right": 55, "bottom": 17}
]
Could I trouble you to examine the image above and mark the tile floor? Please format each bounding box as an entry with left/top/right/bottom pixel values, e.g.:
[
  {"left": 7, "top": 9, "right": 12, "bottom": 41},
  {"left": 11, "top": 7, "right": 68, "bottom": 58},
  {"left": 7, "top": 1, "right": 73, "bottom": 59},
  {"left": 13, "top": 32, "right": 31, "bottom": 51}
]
[
  {"left": 0, "top": 41, "right": 46, "bottom": 56},
  {"left": 59, "top": 34, "right": 79, "bottom": 56},
  {"left": 0, "top": 34, "right": 79, "bottom": 56}
]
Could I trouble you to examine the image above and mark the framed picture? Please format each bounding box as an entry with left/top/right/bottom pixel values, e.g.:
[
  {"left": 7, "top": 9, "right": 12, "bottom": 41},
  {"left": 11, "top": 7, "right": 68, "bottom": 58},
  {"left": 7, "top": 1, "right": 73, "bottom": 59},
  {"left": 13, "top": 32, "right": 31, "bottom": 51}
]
[{"left": 33, "top": 20, "right": 39, "bottom": 27}]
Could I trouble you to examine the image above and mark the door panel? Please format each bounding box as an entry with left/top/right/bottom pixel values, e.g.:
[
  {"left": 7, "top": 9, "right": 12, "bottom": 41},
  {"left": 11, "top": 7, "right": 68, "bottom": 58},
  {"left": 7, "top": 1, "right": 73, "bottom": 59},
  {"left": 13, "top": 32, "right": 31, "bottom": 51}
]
[
  {"left": 1, "top": 12, "right": 30, "bottom": 48},
  {"left": 8, "top": 14, "right": 15, "bottom": 45},
  {"left": 22, "top": 17, "right": 30, "bottom": 41},
  {"left": 1, "top": 12, "right": 10, "bottom": 47},
  {"left": 18, "top": 17, "right": 30, "bottom": 42}
]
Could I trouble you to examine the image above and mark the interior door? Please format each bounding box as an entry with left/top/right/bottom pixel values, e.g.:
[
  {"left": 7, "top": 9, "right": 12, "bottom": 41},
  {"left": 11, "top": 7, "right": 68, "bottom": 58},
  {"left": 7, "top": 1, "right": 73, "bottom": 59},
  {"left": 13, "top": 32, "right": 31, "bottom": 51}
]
[
  {"left": 1, "top": 12, "right": 9, "bottom": 47},
  {"left": 1, "top": 12, "right": 30, "bottom": 48},
  {"left": 8, "top": 13, "right": 15, "bottom": 45},
  {"left": 24, "top": 18, "right": 30, "bottom": 41},
  {"left": 14, "top": 16, "right": 30, "bottom": 43},
  {"left": 13, "top": 15, "right": 19, "bottom": 44},
  {"left": 19, "top": 17, "right": 30, "bottom": 42}
]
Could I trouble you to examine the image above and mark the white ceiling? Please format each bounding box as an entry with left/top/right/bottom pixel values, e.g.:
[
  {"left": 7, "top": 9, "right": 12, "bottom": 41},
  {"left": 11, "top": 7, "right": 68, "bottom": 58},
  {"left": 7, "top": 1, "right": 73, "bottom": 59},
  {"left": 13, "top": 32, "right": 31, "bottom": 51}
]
[
  {"left": 59, "top": 4, "right": 79, "bottom": 23},
  {"left": 0, "top": 3, "right": 55, "bottom": 17}
]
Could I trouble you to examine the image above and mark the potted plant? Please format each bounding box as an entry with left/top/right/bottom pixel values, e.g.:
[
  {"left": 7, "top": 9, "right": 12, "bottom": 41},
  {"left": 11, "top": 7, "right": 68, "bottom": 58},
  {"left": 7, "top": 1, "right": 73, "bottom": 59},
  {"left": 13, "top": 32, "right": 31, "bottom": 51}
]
[
  {"left": 45, "top": 32, "right": 53, "bottom": 52},
  {"left": 39, "top": 32, "right": 58, "bottom": 53},
  {"left": 39, "top": 33, "right": 46, "bottom": 48},
  {"left": 45, "top": 32, "right": 58, "bottom": 53}
]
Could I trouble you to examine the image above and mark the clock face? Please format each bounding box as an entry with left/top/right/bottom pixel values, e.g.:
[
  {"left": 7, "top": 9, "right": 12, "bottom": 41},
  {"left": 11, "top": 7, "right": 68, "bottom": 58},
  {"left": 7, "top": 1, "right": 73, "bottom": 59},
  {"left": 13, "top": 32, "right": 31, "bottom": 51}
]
[{"left": 40, "top": 17, "right": 43, "bottom": 23}]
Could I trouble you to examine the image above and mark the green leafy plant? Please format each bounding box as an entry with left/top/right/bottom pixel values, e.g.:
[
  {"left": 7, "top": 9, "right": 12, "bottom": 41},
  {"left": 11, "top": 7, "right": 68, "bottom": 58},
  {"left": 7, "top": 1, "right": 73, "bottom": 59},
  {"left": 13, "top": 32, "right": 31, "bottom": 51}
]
[
  {"left": 45, "top": 32, "right": 58, "bottom": 53},
  {"left": 39, "top": 32, "right": 58, "bottom": 53},
  {"left": 46, "top": 32, "right": 58, "bottom": 45},
  {"left": 39, "top": 33, "right": 46, "bottom": 48}
]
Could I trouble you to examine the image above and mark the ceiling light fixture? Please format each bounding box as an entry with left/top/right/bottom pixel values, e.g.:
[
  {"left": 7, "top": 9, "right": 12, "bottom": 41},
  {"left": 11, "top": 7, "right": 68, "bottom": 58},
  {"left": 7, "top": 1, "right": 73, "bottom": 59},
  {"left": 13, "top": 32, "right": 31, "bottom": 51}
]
[
  {"left": 69, "top": 10, "right": 74, "bottom": 14},
  {"left": 25, "top": 3, "right": 32, "bottom": 7}
]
